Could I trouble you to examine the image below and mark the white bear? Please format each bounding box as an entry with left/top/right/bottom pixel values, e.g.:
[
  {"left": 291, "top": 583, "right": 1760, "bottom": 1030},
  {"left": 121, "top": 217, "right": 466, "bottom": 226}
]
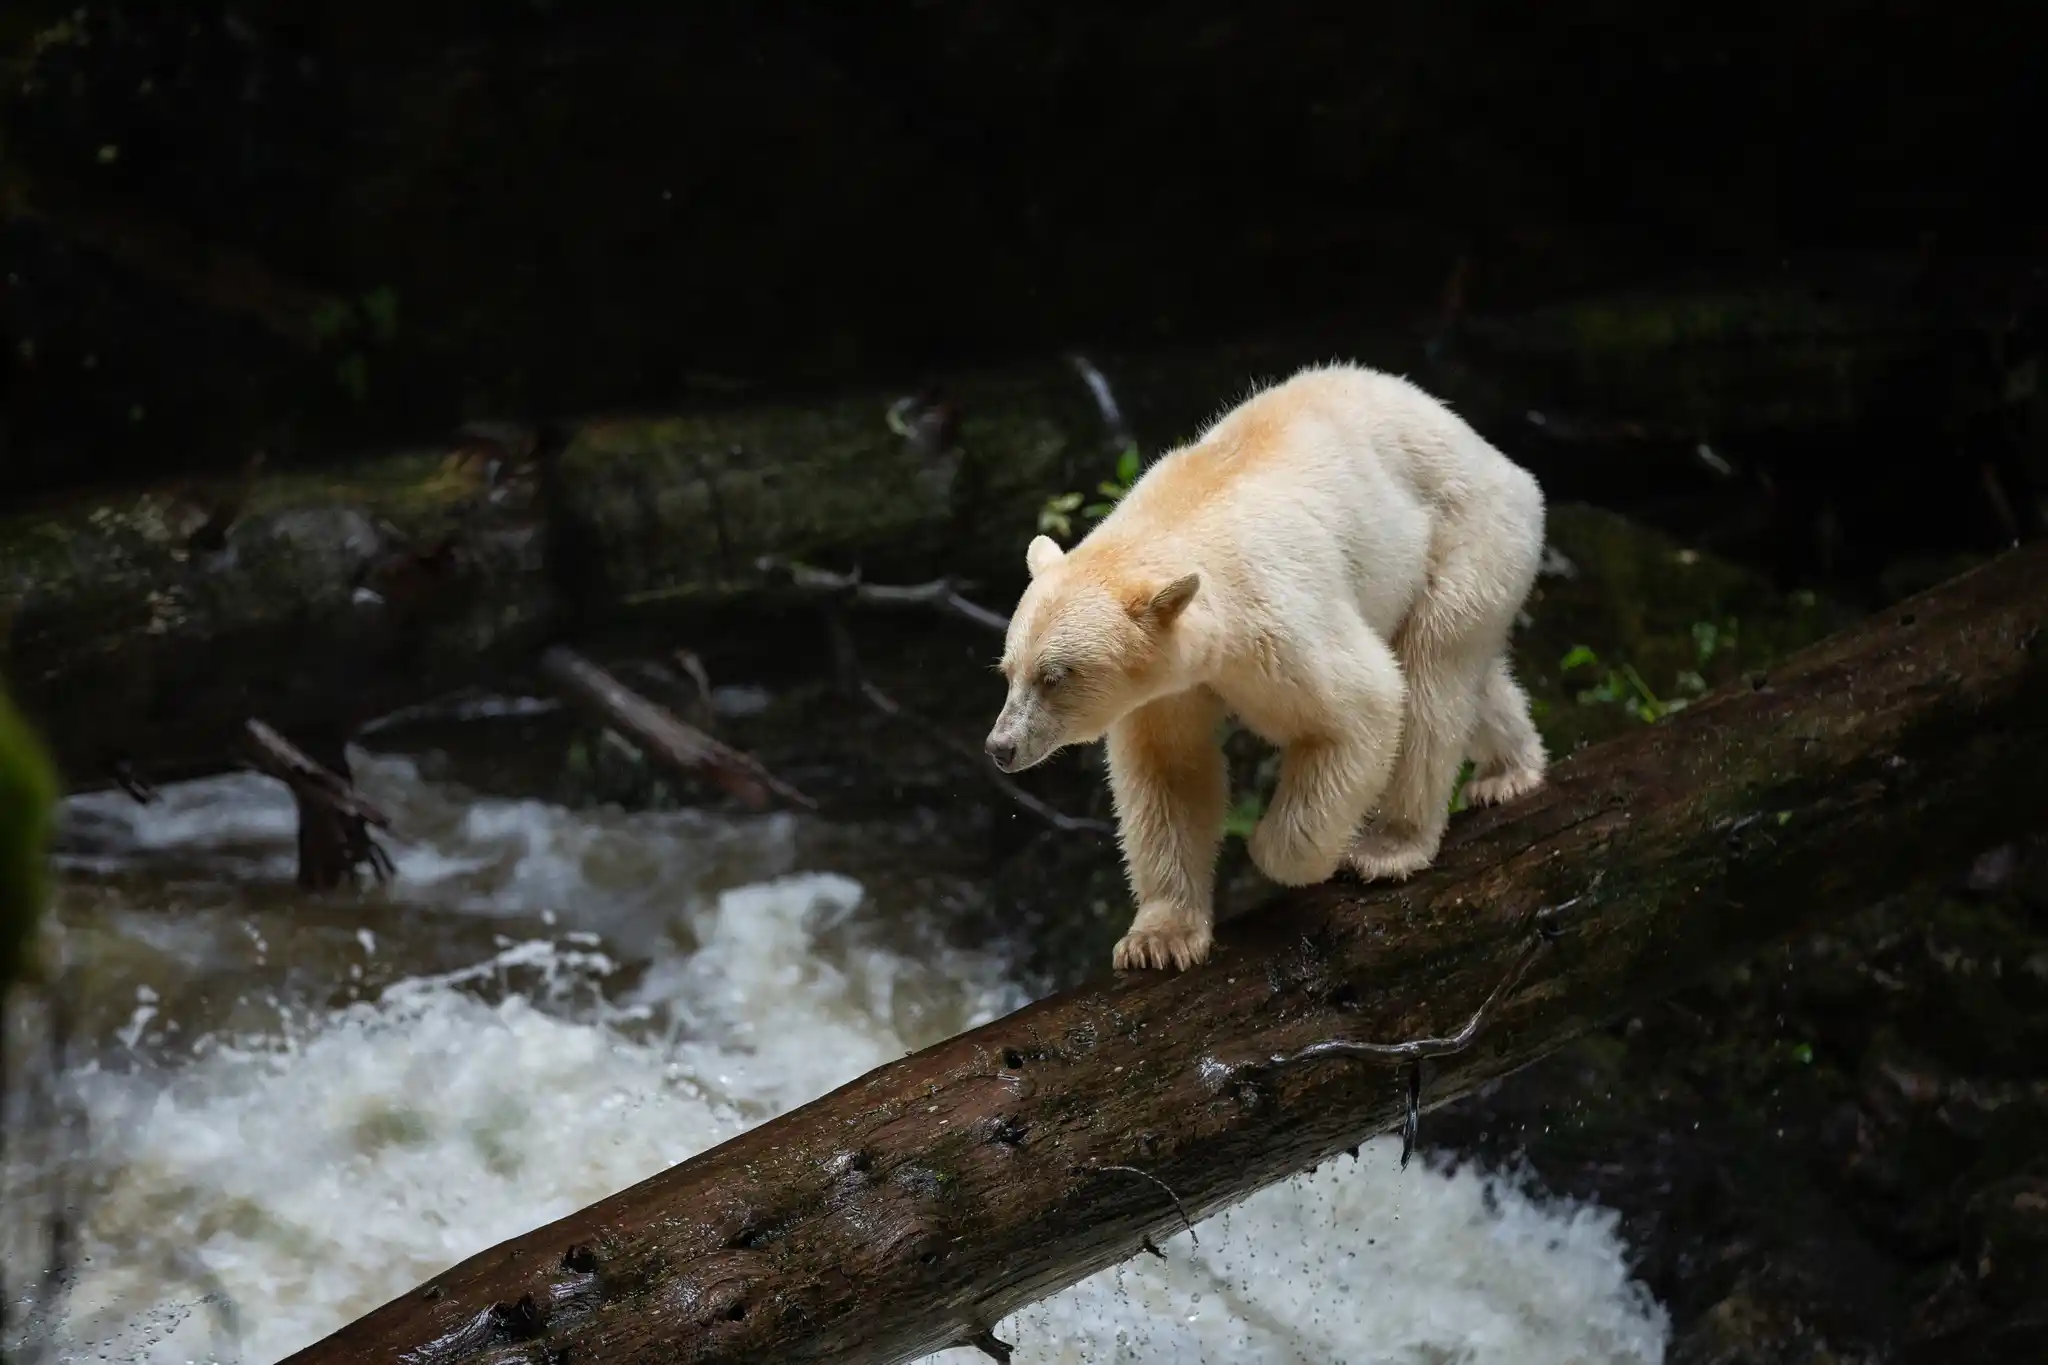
[{"left": 984, "top": 363, "right": 1548, "bottom": 971}]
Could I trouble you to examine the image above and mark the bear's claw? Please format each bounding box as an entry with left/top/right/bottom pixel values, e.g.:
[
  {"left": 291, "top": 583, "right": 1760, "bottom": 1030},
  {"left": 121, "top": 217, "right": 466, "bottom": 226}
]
[
  {"left": 1461, "top": 765, "right": 1545, "bottom": 808},
  {"left": 1114, "top": 924, "right": 1213, "bottom": 972}
]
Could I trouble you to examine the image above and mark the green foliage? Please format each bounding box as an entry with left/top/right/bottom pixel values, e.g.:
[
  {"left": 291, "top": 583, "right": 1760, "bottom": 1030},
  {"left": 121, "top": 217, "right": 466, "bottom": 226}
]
[
  {"left": 1560, "top": 616, "right": 1737, "bottom": 724},
  {"left": 1039, "top": 444, "right": 1141, "bottom": 541},
  {"left": 0, "top": 680, "right": 57, "bottom": 989},
  {"left": 1223, "top": 791, "right": 1264, "bottom": 841},
  {"left": 307, "top": 286, "right": 401, "bottom": 405},
  {"left": 1447, "top": 757, "right": 1476, "bottom": 815}
]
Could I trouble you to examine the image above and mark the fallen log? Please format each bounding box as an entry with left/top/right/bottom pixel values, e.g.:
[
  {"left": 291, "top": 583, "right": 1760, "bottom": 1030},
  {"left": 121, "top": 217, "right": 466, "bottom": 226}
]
[
  {"left": 0, "top": 371, "right": 1114, "bottom": 795},
  {"left": 13, "top": 280, "right": 2017, "bottom": 800},
  {"left": 281, "top": 542, "right": 2046, "bottom": 1365}
]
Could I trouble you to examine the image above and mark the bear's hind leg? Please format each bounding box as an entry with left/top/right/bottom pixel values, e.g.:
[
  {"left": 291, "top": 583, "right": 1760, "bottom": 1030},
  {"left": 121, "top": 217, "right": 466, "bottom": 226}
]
[
  {"left": 1107, "top": 687, "right": 1230, "bottom": 971},
  {"left": 1350, "top": 519, "right": 1539, "bottom": 881},
  {"left": 1462, "top": 654, "right": 1547, "bottom": 807},
  {"left": 1246, "top": 627, "right": 1407, "bottom": 888}
]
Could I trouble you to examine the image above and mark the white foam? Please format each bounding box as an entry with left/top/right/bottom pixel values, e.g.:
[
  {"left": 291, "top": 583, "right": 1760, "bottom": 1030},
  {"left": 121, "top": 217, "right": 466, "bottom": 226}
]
[
  {"left": 19, "top": 767, "right": 1667, "bottom": 1365},
  {"left": 970, "top": 1147, "right": 1667, "bottom": 1364}
]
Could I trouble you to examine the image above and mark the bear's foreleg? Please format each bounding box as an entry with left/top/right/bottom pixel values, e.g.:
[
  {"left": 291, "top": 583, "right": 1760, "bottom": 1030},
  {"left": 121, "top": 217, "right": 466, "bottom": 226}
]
[{"left": 1106, "top": 688, "right": 1230, "bottom": 971}]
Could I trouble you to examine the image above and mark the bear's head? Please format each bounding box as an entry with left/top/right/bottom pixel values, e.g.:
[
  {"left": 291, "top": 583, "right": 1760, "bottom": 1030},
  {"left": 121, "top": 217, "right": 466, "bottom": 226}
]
[{"left": 984, "top": 534, "right": 1202, "bottom": 772}]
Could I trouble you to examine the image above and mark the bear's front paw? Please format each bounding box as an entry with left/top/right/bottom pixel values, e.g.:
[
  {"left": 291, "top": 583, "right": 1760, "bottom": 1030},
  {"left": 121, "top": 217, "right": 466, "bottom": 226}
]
[
  {"left": 1113, "top": 907, "right": 1213, "bottom": 972},
  {"left": 1344, "top": 823, "right": 1439, "bottom": 882},
  {"left": 1247, "top": 815, "right": 1342, "bottom": 887}
]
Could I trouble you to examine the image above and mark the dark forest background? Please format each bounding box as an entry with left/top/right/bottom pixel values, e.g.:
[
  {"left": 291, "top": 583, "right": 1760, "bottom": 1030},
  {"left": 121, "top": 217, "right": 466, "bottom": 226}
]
[
  {"left": 4, "top": 1, "right": 2043, "bottom": 592},
  {"left": 4, "top": 8, "right": 2048, "bottom": 1362}
]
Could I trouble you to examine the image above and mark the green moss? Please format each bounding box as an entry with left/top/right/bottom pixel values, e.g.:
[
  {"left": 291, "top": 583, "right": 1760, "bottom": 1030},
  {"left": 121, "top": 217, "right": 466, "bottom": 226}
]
[{"left": 0, "top": 680, "right": 57, "bottom": 987}]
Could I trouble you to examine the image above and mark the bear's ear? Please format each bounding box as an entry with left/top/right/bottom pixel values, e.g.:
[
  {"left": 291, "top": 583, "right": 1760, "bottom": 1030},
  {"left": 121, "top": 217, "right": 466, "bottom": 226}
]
[
  {"left": 1133, "top": 572, "right": 1200, "bottom": 627},
  {"left": 1025, "top": 535, "right": 1066, "bottom": 578}
]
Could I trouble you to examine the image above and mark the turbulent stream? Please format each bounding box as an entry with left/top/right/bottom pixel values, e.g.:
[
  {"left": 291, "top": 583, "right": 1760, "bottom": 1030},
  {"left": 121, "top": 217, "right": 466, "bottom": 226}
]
[{"left": 6, "top": 713, "right": 1670, "bottom": 1364}]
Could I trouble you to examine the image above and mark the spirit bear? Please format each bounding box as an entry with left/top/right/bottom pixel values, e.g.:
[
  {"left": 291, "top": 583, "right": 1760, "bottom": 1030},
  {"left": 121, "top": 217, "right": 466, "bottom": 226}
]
[{"left": 984, "top": 363, "right": 1548, "bottom": 972}]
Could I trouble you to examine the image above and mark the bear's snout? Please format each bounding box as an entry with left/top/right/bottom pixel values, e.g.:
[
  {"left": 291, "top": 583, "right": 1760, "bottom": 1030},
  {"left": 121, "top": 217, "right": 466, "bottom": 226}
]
[{"left": 984, "top": 734, "right": 1019, "bottom": 771}]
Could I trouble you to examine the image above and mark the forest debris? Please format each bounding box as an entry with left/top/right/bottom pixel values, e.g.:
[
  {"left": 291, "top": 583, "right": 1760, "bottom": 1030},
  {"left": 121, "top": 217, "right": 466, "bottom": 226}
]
[
  {"left": 538, "top": 646, "right": 816, "bottom": 812},
  {"left": 239, "top": 720, "right": 393, "bottom": 890}
]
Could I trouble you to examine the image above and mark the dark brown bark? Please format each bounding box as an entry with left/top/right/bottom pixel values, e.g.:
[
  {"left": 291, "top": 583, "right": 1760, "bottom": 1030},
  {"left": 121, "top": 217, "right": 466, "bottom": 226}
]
[
  {"left": 239, "top": 719, "right": 394, "bottom": 890},
  {"left": 281, "top": 543, "right": 2048, "bottom": 1365}
]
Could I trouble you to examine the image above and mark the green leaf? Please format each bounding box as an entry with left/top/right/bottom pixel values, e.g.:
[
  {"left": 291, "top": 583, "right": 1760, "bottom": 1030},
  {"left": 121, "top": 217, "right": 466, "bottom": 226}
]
[
  {"left": 1116, "top": 446, "right": 1141, "bottom": 486},
  {"left": 1081, "top": 502, "right": 1114, "bottom": 519},
  {"left": 1691, "top": 619, "right": 1720, "bottom": 662},
  {"left": 1097, "top": 480, "right": 1128, "bottom": 500},
  {"left": 1223, "top": 792, "right": 1265, "bottom": 840},
  {"left": 1047, "top": 491, "right": 1083, "bottom": 511},
  {"left": 335, "top": 352, "right": 370, "bottom": 403},
  {"left": 360, "top": 286, "right": 400, "bottom": 342},
  {"left": 1448, "top": 758, "right": 1476, "bottom": 814},
  {"left": 1560, "top": 645, "right": 1600, "bottom": 672},
  {"left": 309, "top": 299, "right": 356, "bottom": 344}
]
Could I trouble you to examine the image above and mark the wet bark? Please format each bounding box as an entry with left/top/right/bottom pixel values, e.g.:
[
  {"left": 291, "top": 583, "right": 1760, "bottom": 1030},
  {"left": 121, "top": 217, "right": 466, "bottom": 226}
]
[{"left": 281, "top": 543, "right": 2048, "bottom": 1365}]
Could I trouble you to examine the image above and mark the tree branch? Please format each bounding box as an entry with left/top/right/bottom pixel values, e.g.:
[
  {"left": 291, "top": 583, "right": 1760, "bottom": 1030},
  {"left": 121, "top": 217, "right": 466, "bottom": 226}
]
[{"left": 539, "top": 646, "right": 817, "bottom": 812}]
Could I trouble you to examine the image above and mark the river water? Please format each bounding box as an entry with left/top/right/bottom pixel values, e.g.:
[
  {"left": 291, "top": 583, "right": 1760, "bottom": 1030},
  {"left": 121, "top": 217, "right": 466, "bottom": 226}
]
[{"left": 7, "top": 718, "right": 1669, "bottom": 1365}]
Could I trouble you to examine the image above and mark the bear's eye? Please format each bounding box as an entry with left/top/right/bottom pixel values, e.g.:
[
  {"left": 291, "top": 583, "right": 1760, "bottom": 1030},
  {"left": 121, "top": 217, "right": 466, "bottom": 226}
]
[{"left": 1037, "top": 665, "right": 1067, "bottom": 691}]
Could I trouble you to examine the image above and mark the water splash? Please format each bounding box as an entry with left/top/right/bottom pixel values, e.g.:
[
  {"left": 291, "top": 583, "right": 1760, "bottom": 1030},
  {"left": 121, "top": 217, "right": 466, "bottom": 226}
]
[{"left": 14, "top": 757, "right": 1666, "bottom": 1364}]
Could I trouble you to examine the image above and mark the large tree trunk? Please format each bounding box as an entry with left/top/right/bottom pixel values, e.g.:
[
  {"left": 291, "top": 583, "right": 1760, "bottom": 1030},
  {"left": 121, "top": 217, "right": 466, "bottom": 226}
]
[{"left": 280, "top": 543, "right": 2046, "bottom": 1365}]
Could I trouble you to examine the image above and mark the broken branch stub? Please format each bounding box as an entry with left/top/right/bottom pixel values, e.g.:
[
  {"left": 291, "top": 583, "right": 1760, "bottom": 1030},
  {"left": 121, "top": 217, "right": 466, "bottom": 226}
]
[
  {"left": 240, "top": 719, "right": 393, "bottom": 890},
  {"left": 282, "top": 543, "right": 2048, "bottom": 1365}
]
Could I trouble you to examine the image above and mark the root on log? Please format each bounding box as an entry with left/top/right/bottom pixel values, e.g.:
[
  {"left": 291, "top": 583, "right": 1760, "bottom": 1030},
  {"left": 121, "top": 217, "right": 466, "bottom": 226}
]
[{"left": 281, "top": 544, "right": 2046, "bottom": 1364}]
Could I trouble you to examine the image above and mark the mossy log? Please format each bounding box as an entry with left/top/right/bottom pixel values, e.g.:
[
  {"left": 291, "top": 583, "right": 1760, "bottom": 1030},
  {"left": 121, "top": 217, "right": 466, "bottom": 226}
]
[
  {"left": 0, "top": 374, "right": 1108, "bottom": 794},
  {"left": 281, "top": 543, "right": 2047, "bottom": 1365}
]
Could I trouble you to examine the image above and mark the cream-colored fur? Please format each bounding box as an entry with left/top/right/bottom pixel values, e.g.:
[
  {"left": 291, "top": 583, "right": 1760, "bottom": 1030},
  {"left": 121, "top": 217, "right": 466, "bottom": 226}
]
[{"left": 984, "top": 363, "right": 1547, "bottom": 971}]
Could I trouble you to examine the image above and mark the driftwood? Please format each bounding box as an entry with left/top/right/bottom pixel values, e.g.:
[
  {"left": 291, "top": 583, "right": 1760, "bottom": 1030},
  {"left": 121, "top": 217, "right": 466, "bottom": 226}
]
[
  {"left": 539, "top": 646, "right": 816, "bottom": 812},
  {"left": 281, "top": 542, "right": 2046, "bottom": 1364},
  {"left": 239, "top": 719, "right": 394, "bottom": 890}
]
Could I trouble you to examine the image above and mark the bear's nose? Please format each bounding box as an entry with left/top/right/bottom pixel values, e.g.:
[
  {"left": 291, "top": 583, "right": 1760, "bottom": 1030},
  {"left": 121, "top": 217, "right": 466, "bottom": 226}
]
[{"left": 985, "top": 736, "right": 1017, "bottom": 771}]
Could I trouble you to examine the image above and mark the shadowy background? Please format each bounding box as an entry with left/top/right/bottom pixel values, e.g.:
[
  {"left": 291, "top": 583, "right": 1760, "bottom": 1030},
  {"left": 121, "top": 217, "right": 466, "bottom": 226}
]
[
  {"left": 4, "top": 0, "right": 2044, "bottom": 593},
  {"left": 5, "top": 6, "right": 2047, "bottom": 1364}
]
